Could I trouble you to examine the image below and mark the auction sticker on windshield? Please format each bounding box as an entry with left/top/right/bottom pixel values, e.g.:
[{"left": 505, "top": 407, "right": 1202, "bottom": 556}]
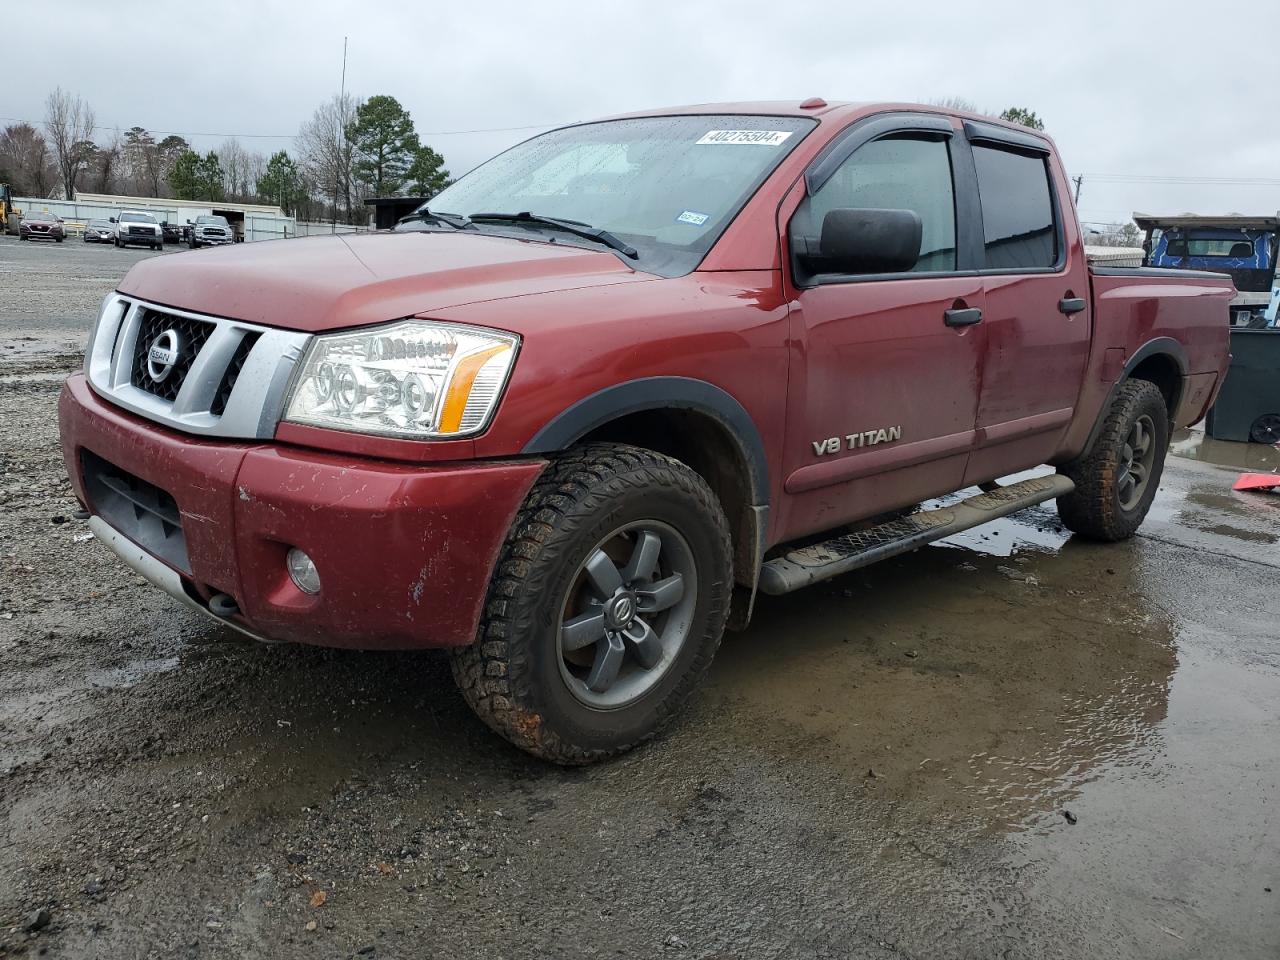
[{"left": 696, "top": 130, "right": 793, "bottom": 146}]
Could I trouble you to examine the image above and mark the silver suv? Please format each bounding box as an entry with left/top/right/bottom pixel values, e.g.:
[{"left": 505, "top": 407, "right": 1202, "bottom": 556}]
[{"left": 113, "top": 211, "right": 163, "bottom": 250}]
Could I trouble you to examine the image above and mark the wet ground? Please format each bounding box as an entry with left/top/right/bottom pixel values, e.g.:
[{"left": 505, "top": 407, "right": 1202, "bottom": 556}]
[{"left": 1, "top": 237, "right": 1278, "bottom": 958}]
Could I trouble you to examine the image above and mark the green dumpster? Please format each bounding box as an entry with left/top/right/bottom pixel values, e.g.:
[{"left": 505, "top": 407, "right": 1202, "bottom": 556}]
[{"left": 1206, "top": 328, "right": 1280, "bottom": 443}]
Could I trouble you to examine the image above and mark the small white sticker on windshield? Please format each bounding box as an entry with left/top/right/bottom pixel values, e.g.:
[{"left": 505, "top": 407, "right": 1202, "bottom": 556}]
[
  {"left": 676, "top": 210, "right": 710, "bottom": 226},
  {"left": 696, "top": 130, "right": 793, "bottom": 146}
]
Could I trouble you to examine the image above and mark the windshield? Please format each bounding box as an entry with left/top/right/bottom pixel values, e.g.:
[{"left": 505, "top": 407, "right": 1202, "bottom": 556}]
[
  {"left": 121, "top": 212, "right": 157, "bottom": 223},
  {"left": 88, "top": 220, "right": 111, "bottom": 228},
  {"left": 420, "top": 114, "right": 815, "bottom": 276},
  {"left": 28, "top": 211, "right": 55, "bottom": 221},
  {"left": 197, "top": 215, "right": 229, "bottom": 226}
]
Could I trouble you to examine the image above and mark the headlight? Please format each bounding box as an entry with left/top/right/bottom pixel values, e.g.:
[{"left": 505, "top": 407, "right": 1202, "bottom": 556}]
[{"left": 283, "top": 320, "right": 519, "bottom": 438}]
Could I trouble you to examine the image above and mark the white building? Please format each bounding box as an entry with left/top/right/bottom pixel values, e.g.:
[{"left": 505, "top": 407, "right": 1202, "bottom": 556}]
[{"left": 16, "top": 192, "right": 298, "bottom": 242}]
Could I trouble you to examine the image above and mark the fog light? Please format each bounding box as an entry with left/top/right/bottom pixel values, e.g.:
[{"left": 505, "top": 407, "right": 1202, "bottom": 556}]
[{"left": 286, "top": 548, "right": 321, "bottom": 595}]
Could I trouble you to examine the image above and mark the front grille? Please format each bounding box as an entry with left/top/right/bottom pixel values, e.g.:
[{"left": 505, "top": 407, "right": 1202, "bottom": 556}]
[
  {"left": 129, "top": 309, "right": 215, "bottom": 402},
  {"left": 211, "top": 332, "right": 259, "bottom": 416},
  {"left": 86, "top": 294, "right": 310, "bottom": 439},
  {"left": 128, "top": 225, "right": 151, "bottom": 236},
  {"left": 82, "top": 450, "right": 190, "bottom": 573}
]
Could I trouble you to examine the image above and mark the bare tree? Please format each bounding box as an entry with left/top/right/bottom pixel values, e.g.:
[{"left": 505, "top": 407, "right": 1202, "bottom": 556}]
[
  {"left": 45, "top": 87, "right": 96, "bottom": 199},
  {"left": 88, "top": 129, "right": 123, "bottom": 194},
  {"left": 1085, "top": 222, "right": 1142, "bottom": 248},
  {"left": 297, "top": 93, "right": 359, "bottom": 223},
  {"left": 928, "top": 96, "right": 980, "bottom": 113},
  {"left": 218, "top": 138, "right": 265, "bottom": 202},
  {"left": 0, "top": 122, "right": 56, "bottom": 196}
]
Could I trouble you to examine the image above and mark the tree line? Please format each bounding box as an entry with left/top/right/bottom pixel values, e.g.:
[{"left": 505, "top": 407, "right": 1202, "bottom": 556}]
[{"left": 0, "top": 87, "right": 451, "bottom": 224}]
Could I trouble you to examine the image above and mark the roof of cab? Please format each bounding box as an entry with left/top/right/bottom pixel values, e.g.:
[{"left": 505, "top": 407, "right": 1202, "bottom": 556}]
[
  {"left": 599, "top": 99, "right": 858, "bottom": 122},
  {"left": 588, "top": 100, "right": 1054, "bottom": 142}
]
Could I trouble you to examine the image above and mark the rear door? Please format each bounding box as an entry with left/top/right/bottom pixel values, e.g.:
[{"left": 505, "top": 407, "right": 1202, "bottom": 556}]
[
  {"left": 778, "top": 114, "right": 987, "bottom": 540},
  {"left": 959, "top": 123, "right": 1091, "bottom": 483}
]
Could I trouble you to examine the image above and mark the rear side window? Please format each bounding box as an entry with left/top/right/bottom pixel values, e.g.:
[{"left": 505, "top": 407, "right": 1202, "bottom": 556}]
[{"left": 973, "top": 145, "right": 1057, "bottom": 269}]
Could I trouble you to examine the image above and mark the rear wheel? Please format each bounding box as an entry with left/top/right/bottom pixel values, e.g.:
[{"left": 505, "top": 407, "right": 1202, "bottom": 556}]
[
  {"left": 449, "top": 444, "right": 732, "bottom": 764},
  {"left": 1057, "top": 379, "right": 1169, "bottom": 541}
]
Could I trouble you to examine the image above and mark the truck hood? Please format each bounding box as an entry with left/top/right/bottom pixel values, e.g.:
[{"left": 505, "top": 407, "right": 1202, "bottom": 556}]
[{"left": 116, "top": 231, "right": 650, "bottom": 332}]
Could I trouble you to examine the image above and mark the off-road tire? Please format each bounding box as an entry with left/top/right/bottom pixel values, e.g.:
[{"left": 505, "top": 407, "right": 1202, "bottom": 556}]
[
  {"left": 449, "top": 443, "right": 732, "bottom": 764},
  {"left": 1057, "top": 379, "right": 1169, "bottom": 541}
]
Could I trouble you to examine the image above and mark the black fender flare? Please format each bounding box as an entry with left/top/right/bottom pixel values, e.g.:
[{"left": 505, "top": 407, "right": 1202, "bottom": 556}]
[
  {"left": 522, "top": 376, "right": 770, "bottom": 507},
  {"left": 1081, "top": 337, "right": 1189, "bottom": 454}
]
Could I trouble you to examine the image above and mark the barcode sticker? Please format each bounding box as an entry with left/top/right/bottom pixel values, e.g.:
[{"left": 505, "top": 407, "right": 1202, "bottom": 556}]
[{"left": 695, "top": 130, "right": 793, "bottom": 146}]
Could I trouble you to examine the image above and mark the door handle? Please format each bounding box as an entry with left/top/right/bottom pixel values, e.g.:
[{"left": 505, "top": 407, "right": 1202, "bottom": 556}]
[
  {"left": 944, "top": 307, "right": 983, "bottom": 327},
  {"left": 1059, "top": 297, "right": 1086, "bottom": 315}
]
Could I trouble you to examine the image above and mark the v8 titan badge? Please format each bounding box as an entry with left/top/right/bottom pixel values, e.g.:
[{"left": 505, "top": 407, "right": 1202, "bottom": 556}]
[{"left": 812, "top": 426, "right": 902, "bottom": 456}]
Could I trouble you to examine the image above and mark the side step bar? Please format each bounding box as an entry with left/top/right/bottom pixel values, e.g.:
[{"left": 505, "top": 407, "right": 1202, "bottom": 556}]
[{"left": 758, "top": 473, "right": 1074, "bottom": 596}]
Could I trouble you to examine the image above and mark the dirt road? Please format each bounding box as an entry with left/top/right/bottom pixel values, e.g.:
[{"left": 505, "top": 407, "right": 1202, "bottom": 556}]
[{"left": 2, "top": 237, "right": 1277, "bottom": 958}]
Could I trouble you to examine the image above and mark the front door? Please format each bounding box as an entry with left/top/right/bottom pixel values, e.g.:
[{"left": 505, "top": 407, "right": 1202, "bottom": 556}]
[{"left": 779, "top": 123, "right": 986, "bottom": 541}]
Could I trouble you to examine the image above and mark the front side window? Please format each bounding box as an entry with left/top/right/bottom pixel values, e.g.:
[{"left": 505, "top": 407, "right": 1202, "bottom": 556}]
[
  {"left": 973, "top": 145, "right": 1057, "bottom": 269},
  {"left": 790, "top": 135, "right": 957, "bottom": 277},
  {"left": 418, "top": 114, "right": 815, "bottom": 277}
]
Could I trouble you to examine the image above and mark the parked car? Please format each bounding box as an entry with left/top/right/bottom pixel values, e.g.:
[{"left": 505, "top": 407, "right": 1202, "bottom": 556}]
[
  {"left": 187, "top": 215, "right": 234, "bottom": 248},
  {"left": 113, "top": 211, "right": 163, "bottom": 250},
  {"left": 19, "top": 210, "right": 65, "bottom": 242},
  {"left": 59, "top": 100, "right": 1233, "bottom": 763},
  {"left": 83, "top": 219, "right": 116, "bottom": 244}
]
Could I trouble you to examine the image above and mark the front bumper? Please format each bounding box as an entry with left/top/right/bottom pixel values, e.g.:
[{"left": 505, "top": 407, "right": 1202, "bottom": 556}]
[
  {"left": 59, "top": 374, "right": 545, "bottom": 649},
  {"left": 194, "top": 235, "right": 233, "bottom": 245},
  {"left": 120, "top": 233, "right": 161, "bottom": 244}
]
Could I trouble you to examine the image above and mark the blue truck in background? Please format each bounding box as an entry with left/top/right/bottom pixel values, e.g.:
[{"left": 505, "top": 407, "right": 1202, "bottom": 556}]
[{"left": 1136, "top": 213, "right": 1279, "bottom": 327}]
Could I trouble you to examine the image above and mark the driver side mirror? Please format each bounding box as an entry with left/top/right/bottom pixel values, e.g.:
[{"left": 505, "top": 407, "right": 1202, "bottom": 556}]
[
  {"left": 808, "top": 208, "right": 923, "bottom": 275},
  {"left": 109, "top": 217, "right": 117, "bottom": 224}
]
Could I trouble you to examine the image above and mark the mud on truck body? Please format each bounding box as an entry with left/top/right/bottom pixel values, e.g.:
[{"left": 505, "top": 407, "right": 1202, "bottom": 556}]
[{"left": 59, "top": 100, "right": 1232, "bottom": 762}]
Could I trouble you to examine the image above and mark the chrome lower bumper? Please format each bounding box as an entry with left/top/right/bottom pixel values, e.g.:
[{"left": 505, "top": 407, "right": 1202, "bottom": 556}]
[{"left": 87, "top": 515, "right": 268, "bottom": 642}]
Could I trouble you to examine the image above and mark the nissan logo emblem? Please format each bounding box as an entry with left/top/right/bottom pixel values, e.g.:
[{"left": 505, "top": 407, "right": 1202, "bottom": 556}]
[{"left": 147, "top": 329, "right": 182, "bottom": 382}]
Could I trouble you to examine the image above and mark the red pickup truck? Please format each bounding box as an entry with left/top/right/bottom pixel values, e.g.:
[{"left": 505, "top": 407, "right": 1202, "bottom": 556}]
[{"left": 58, "top": 100, "right": 1232, "bottom": 763}]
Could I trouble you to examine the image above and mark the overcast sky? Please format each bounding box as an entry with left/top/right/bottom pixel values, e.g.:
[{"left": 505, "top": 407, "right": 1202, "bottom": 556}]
[{"left": 9, "top": 0, "right": 1280, "bottom": 230}]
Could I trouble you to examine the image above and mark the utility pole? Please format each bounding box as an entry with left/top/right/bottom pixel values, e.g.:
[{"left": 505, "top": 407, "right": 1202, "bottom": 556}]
[
  {"left": 333, "top": 36, "right": 348, "bottom": 233},
  {"left": 1072, "top": 175, "right": 1083, "bottom": 205}
]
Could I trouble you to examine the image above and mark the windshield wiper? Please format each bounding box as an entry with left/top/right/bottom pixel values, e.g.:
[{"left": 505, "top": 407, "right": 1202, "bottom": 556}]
[
  {"left": 398, "top": 208, "right": 473, "bottom": 230},
  {"left": 468, "top": 211, "right": 638, "bottom": 259}
]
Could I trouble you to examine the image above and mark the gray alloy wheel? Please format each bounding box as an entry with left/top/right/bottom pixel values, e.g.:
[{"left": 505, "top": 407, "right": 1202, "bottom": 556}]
[
  {"left": 1117, "top": 413, "right": 1156, "bottom": 510},
  {"left": 557, "top": 521, "right": 698, "bottom": 710}
]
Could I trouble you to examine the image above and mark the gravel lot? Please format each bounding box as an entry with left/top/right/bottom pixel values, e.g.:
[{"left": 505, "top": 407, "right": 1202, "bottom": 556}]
[{"left": 1, "top": 236, "right": 1278, "bottom": 959}]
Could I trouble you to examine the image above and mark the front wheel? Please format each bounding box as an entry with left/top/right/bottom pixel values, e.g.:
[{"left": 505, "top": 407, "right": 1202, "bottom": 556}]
[
  {"left": 1057, "top": 379, "right": 1169, "bottom": 541},
  {"left": 450, "top": 444, "right": 732, "bottom": 764}
]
